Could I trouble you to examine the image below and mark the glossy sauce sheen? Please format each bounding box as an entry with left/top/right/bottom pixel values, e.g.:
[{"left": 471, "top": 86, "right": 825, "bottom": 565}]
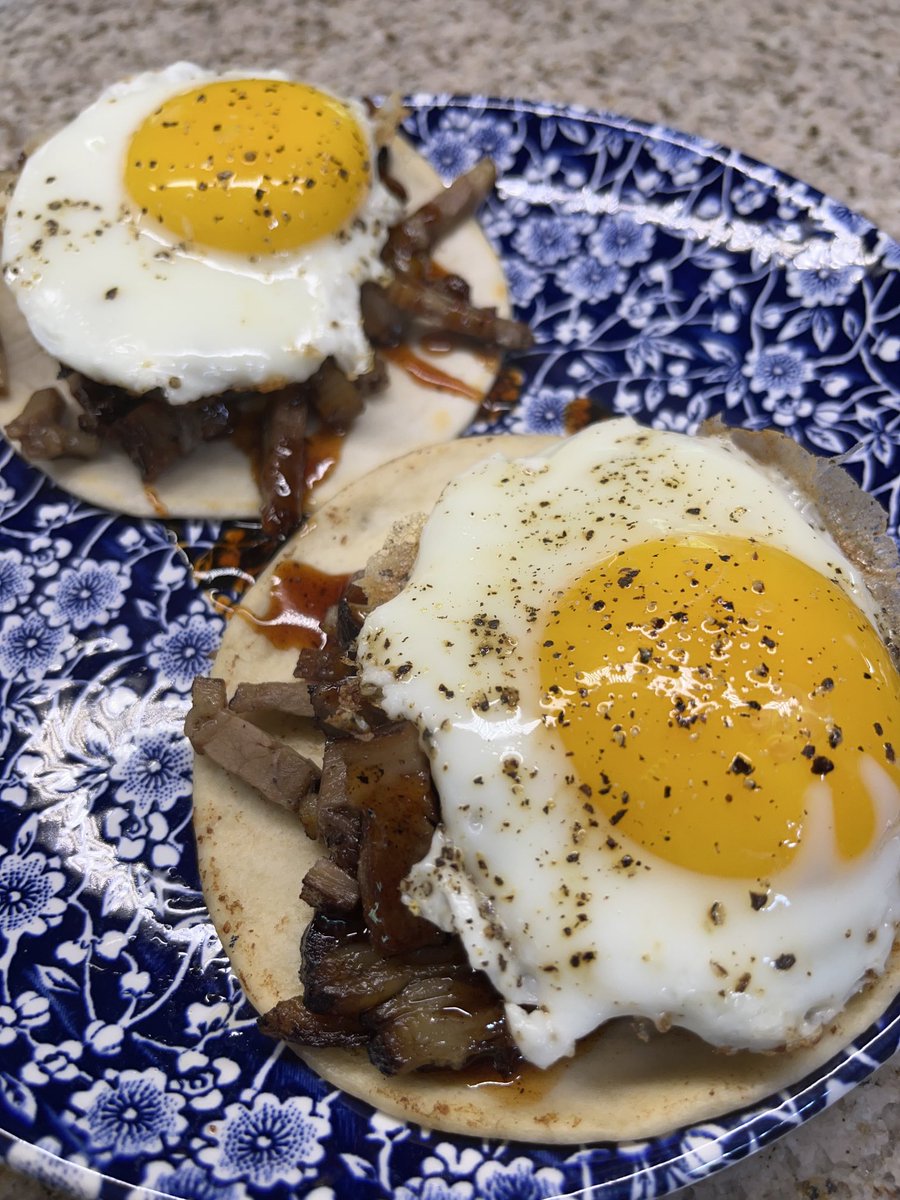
[
  {"left": 304, "top": 428, "right": 345, "bottom": 490},
  {"left": 235, "top": 560, "right": 352, "bottom": 650},
  {"left": 381, "top": 344, "right": 484, "bottom": 402},
  {"left": 189, "top": 525, "right": 284, "bottom": 596}
]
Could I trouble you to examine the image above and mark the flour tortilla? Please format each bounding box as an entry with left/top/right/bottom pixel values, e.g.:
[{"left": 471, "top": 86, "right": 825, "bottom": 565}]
[
  {"left": 0, "top": 137, "right": 507, "bottom": 520},
  {"left": 191, "top": 433, "right": 900, "bottom": 1143}
]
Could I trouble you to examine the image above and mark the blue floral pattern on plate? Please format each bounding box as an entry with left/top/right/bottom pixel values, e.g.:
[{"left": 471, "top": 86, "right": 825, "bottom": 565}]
[{"left": 1, "top": 96, "right": 899, "bottom": 1200}]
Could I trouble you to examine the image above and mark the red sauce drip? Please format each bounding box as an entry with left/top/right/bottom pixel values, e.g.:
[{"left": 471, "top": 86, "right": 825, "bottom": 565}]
[
  {"left": 305, "top": 428, "right": 345, "bottom": 491},
  {"left": 227, "top": 401, "right": 346, "bottom": 511},
  {"left": 143, "top": 485, "right": 169, "bottom": 517},
  {"left": 381, "top": 344, "right": 484, "bottom": 402},
  {"left": 419, "top": 332, "right": 501, "bottom": 381},
  {"left": 234, "top": 560, "right": 352, "bottom": 651}
]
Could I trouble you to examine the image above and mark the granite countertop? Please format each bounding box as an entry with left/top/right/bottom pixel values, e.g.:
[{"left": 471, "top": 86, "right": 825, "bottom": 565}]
[{"left": 0, "top": 1, "right": 898, "bottom": 1197}]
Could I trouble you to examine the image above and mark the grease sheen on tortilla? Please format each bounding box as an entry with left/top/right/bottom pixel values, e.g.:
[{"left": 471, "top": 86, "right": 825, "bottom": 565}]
[{"left": 191, "top": 434, "right": 900, "bottom": 1143}]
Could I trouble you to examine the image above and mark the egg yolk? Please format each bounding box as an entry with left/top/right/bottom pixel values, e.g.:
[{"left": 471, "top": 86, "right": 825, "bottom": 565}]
[
  {"left": 124, "top": 79, "right": 371, "bottom": 253},
  {"left": 539, "top": 535, "right": 900, "bottom": 879}
]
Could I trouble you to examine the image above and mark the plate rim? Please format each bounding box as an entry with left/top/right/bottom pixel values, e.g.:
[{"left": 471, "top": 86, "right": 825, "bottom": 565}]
[{"left": 0, "top": 89, "right": 898, "bottom": 1200}]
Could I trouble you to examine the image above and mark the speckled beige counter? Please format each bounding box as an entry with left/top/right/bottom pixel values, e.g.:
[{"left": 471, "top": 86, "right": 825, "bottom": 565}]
[{"left": 0, "top": 1, "right": 898, "bottom": 1197}]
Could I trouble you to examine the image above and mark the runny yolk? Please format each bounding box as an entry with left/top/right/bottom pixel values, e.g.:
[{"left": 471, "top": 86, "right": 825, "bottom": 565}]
[
  {"left": 539, "top": 534, "right": 900, "bottom": 879},
  {"left": 124, "top": 78, "right": 371, "bottom": 254}
]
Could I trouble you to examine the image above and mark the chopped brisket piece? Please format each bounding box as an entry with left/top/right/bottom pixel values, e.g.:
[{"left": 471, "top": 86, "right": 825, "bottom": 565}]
[
  {"left": 295, "top": 621, "right": 355, "bottom": 686},
  {"left": 310, "top": 358, "right": 388, "bottom": 429},
  {"left": 189, "top": 675, "right": 227, "bottom": 718},
  {"left": 66, "top": 368, "right": 268, "bottom": 480},
  {"left": 67, "top": 369, "right": 145, "bottom": 430},
  {"left": 335, "top": 584, "right": 368, "bottom": 644},
  {"left": 259, "top": 386, "right": 309, "bottom": 542},
  {"left": 357, "top": 765, "right": 441, "bottom": 953},
  {"left": 229, "top": 680, "right": 315, "bottom": 719},
  {"left": 363, "top": 973, "right": 520, "bottom": 1076},
  {"left": 309, "top": 360, "right": 365, "bottom": 429},
  {"left": 300, "top": 912, "right": 458, "bottom": 1016},
  {"left": 186, "top": 676, "right": 319, "bottom": 833},
  {"left": 301, "top": 856, "right": 360, "bottom": 913},
  {"left": 259, "top": 995, "right": 367, "bottom": 1047},
  {"left": 6, "top": 386, "right": 101, "bottom": 459},
  {"left": 300, "top": 912, "right": 411, "bottom": 1015},
  {"left": 107, "top": 395, "right": 191, "bottom": 481},
  {"left": 350, "top": 720, "right": 430, "bottom": 778},
  {"left": 294, "top": 591, "right": 387, "bottom": 735},
  {"left": 378, "top": 276, "right": 534, "bottom": 350},
  {"left": 384, "top": 158, "right": 497, "bottom": 276},
  {"left": 306, "top": 675, "right": 387, "bottom": 739},
  {"left": 310, "top": 720, "right": 442, "bottom": 949},
  {"left": 315, "top": 739, "right": 363, "bottom": 871},
  {"left": 359, "top": 280, "right": 407, "bottom": 345}
]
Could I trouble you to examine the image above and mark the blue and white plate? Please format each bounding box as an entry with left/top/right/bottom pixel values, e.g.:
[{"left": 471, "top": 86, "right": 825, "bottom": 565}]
[{"left": 1, "top": 97, "right": 899, "bottom": 1200}]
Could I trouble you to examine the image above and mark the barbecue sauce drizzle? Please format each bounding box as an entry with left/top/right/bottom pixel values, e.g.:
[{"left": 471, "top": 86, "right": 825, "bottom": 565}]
[
  {"left": 233, "top": 561, "right": 353, "bottom": 651},
  {"left": 381, "top": 344, "right": 486, "bottom": 402}
]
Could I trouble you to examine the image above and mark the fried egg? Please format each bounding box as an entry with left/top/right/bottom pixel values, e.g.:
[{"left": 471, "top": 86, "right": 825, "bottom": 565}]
[
  {"left": 356, "top": 417, "right": 900, "bottom": 1068},
  {"left": 1, "top": 63, "right": 402, "bottom": 403}
]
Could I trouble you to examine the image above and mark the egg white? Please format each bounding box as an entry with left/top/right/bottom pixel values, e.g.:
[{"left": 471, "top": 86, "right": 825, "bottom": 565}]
[
  {"left": 1, "top": 63, "right": 403, "bottom": 404},
  {"left": 356, "top": 417, "right": 900, "bottom": 1067}
]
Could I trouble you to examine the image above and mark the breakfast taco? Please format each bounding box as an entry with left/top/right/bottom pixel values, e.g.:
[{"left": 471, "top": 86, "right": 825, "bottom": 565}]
[
  {"left": 189, "top": 421, "right": 900, "bottom": 1142},
  {"left": 0, "top": 63, "right": 529, "bottom": 537}
]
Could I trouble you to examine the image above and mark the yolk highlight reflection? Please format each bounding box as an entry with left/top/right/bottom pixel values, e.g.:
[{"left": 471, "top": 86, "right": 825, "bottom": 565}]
[
  {"left": 539, "top": 535, "right": 900, "bottom": 879},
  {"left": 125, "top": 78, "right": 370, "bottom": 253}
]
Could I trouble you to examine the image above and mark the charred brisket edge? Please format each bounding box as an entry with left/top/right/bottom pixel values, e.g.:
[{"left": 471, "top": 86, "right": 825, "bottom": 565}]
[{"left": 5, "top": 385, "right": 100, "bottom": 459}]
